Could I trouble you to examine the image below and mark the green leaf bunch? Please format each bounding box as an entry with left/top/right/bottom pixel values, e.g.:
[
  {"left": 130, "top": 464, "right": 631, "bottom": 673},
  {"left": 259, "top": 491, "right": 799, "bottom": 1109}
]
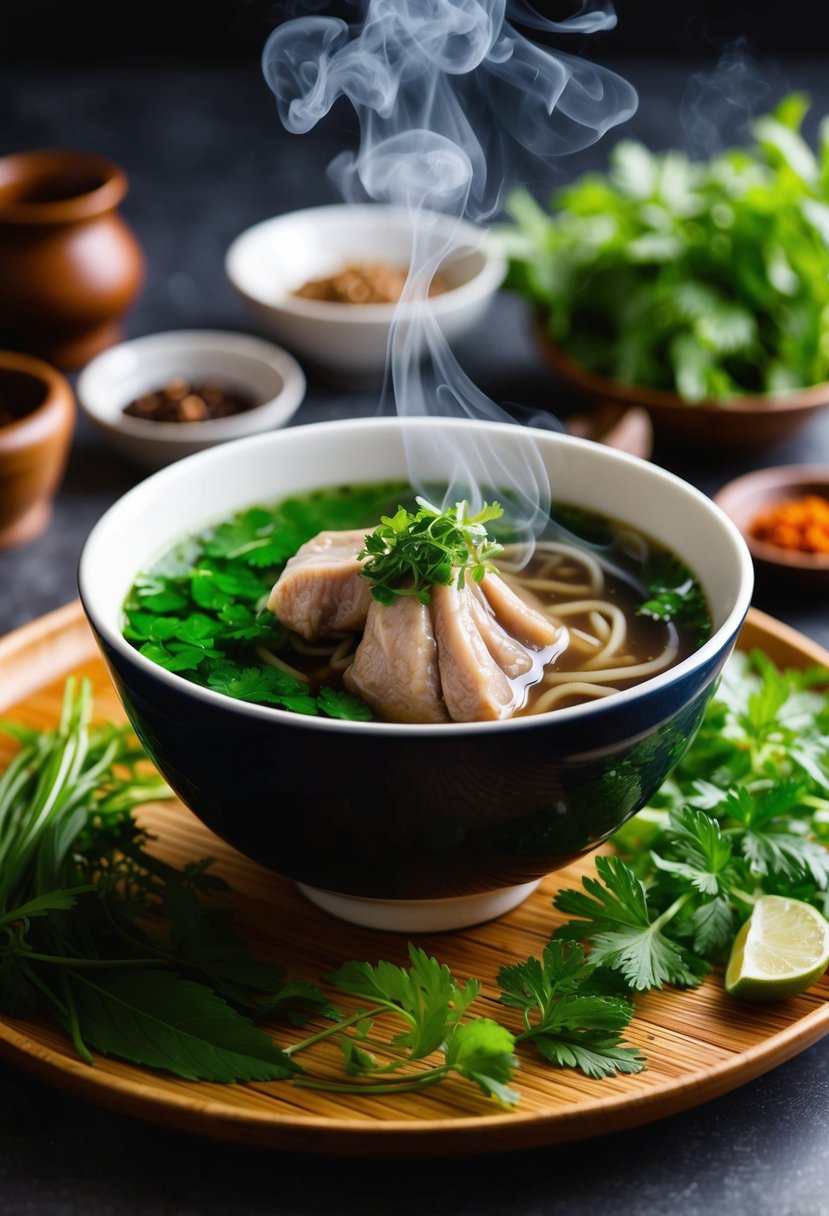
[
  {"left": 0, "top": 681, "right": 640, "bottom": 1101},
  {"left": 503, "top": 93, "right": 829, "bottom": 400},
  {"left": 123, "top": 484, "right": 410, "bottom": 720},
  {"left": 359, "top": 498, "right": 505, "bottom": 605},
  {"left": 554, "top": 650, "right": 829, "bottom": 991}
]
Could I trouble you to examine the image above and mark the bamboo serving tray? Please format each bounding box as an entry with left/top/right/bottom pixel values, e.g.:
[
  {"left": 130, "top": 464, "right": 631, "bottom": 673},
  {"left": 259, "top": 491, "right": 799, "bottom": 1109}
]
[{"left": 0, "top": 601, "right": 827, "bottom": 1156}]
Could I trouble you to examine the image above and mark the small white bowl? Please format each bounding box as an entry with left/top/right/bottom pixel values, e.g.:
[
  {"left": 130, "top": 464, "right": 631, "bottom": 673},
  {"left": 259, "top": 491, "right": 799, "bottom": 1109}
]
[
  {"left": 224, "top": 204, "right": 507, "bottom": 381},
  {"left": 76, "top": 330, "right": 306, "bottom": 471}
]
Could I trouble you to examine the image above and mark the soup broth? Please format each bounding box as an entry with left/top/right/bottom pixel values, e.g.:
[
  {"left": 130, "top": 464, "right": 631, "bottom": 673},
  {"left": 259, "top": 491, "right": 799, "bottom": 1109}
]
[{"left": 123, "top": 483, "right": 711, "bottom": 722}]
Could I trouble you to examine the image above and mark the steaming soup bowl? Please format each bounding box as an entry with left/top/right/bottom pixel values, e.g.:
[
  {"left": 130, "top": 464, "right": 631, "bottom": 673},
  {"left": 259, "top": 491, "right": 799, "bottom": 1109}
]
[{"left": 78, "top": 417, "right": 753, "bottom": 932}]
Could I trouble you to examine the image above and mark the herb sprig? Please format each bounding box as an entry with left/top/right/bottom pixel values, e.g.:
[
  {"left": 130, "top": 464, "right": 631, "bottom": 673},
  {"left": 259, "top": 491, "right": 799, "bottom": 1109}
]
[
  {"left": 2, "top": 649, "right": 826, "bottom": 1103},
  {"left": 553, "top": 651, "right": 829, "bottom": 992},
  {"left": 502, "top": 93, "right": 829, "bottom": 401},
  {"left": 123, "top": 485, "right": 411, "bottom": 720},
  {"left": 0, "top": 680, "right": 639, "bottom": 1100},
  {"left": 359, "top": 498, "right": 505, "bottom": 605}
]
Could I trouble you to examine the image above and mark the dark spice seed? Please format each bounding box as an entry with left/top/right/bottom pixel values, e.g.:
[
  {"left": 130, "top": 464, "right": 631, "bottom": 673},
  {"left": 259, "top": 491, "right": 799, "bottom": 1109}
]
[{"left": 123, "top": 378, "right": 258, "bottom": 424}]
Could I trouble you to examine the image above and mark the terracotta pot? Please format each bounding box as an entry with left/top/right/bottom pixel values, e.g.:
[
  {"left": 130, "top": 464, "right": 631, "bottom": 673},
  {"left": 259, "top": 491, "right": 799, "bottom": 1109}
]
[
  {"left": 0, "top": 350, "right": 75, "bottom": 548},
  {"left": 0, "top": 149, "right": 145, "bottom": 370},
  {"left": 534, "top": 316, "right": 829, "bottom": 455}
]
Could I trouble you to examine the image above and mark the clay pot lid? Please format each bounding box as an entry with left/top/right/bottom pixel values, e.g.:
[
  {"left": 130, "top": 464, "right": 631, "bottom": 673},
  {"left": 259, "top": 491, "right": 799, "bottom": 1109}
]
[
  {"left": 714, "top": 465, "right": 829, "bottom": 589},
  {"left": 0, "top": 149, "right": 127, "bottom": 224}
]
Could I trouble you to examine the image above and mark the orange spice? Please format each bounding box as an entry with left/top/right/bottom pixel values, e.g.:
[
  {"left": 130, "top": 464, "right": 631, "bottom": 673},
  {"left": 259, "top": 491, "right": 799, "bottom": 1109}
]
[{"left": 749, "top": 493, "right": 829, "bottom": 555}]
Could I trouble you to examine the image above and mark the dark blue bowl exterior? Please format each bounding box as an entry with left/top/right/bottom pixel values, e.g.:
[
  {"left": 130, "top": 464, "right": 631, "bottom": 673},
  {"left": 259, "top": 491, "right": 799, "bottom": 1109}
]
[{"left": 90, "top": 623, "right": 742, "bottom": 900}]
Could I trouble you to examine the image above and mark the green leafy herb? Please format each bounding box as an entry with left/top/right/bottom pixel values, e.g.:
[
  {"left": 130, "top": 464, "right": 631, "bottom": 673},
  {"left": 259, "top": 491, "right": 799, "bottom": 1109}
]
[
  {"left": 4, "top": 648, "right": 826, "bottom": 1103},
  {"left": 638, "top": 552, "right": 712, "bottom": 642},
  {"left": 502, "top": 93, "right": 829, "bottom": 400},
  {"left": 0, "top": 680, "right": 326, "bottom": 1079},
  {"left": 286, "top": 945, "right": 520, "bottom": 1103},
  {"left": 123, "top": 484, "right": 412, "bottom": 719},
  {"left": 359, "top": 498, "right": 505, "bottom": 605},
  {"left": 498, "top": 940, "right": 645, "bottom": 1078},
  {"left": 555, "top": 650, "right": 829, "bottom": 994}
]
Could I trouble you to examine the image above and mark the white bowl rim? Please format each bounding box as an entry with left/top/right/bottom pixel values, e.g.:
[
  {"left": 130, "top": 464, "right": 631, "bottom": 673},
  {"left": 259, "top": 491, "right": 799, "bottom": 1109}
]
[
  {"left": 76, "top": 329, "right": 307, "bottom": 444},
  {"left": 224, "top": 203, "right": 508, "bottom": 323},
  {"left": 78, "top": 415, "right": 754, "bottom": 738}
]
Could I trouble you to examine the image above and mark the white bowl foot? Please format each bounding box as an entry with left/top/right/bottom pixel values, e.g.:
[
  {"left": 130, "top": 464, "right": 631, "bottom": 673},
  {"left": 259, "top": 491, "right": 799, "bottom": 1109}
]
[{"left": 295, "top": 879, "right": 542, "bottom": 932}]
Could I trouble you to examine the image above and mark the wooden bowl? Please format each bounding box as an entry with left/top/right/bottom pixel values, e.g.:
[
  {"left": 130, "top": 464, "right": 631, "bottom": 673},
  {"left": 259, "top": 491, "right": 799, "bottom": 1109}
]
[
  {"left": 714, "top": 465, "right": 829, "bottom": 594},
  {"left": 535, "top": 325, "right": 829, "bottom": 454},
  {"left": 0, "top": 350, "right": 75, "bottom": 548}
]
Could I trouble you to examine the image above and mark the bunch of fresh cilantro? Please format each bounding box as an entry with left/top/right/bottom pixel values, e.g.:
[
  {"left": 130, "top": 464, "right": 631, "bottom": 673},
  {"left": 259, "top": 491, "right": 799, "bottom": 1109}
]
[
  {"left": 553, "top": 650, "right": 829, "bottom": 992},
  {"left": 0, "top": 679, "right": 643, "bottom": 1104},
  {"left": 122, "top": 484, "right": 411, "bottom": 722},
  {"left": 503, "top": 93, "right": 829, "bottom": 401},
  {"left": 2, "top": 652, "right": 826, "bottom": 1107}
]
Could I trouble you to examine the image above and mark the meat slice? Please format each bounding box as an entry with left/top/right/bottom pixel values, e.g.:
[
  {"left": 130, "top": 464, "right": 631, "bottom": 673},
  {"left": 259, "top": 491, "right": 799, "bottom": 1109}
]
[
  {"left": 478, "top": 572, "right": 563, "bottom": 649},
  {"left": 466, "top": 581, "right": 533, "bottom": 679},
  {"left": 267, "top": 529, "right": 372, "bottom": 640},
  {"left": 344, "top": 597, "right": 449, "bottom": 724},
  {"left": 430, "top": 581, "right": 518, "bottom": 722}
]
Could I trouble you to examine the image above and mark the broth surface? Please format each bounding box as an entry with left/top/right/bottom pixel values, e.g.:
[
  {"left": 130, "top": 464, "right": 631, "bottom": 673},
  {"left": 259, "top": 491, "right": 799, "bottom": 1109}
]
[{"left": 123, "top": 483, "right": 710, "bottom": 721}]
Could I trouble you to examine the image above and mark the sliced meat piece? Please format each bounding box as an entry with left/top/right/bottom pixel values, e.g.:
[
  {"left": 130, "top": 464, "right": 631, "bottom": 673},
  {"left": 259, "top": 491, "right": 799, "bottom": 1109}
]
[
  {"left": 466, "top": 580, "right": 533, "bottom": 679},
  {"left": 478, "top": 571, "right": 563, "bottom": 649},
  {"left": 267, "top": 529, "right": 372, "bottom": 640},
  {"left": 344, "top": 597, "right": 449, "bottom": 724},
  {"left": 430, "top": 581, "right": 518, "bottom": 722}
]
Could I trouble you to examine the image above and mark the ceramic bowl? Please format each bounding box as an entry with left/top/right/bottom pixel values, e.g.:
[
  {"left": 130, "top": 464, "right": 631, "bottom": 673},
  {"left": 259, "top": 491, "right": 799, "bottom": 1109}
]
[
  {"left": 76, "top": 330, "right": 306, "bottom": 471},
  {"left": 225, "top": 204, "right": 507, "bottom": 382},
  {"left": 0, "top": 350, "right": 75, "bottom": 549},
  {"left": 535, "top": 326, "right": 829, "bottom": 455},
  {"left": 78, "top": 417, "right": 753, "bottom": 932},
  {"left": 714, "top": 465, "right": 829, "bottom": 593}
]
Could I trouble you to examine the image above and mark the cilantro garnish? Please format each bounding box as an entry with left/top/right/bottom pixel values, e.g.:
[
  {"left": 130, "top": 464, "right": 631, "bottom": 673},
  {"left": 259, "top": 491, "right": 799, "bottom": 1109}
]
[
  {"left": 2, "top": 653, "right": 826, "bottom": 1098},
  {"left": 359, "top": 498, "right": 505, "bottom": 606},
  {"left": 555, "top": 650, "right": 829, "bottom": 991},
  {"left": 122, "top": 485, "right": 413, "bottom": 719},
  {"left": 498, "top": 940, "right": 645, "bottom": 1078},
  {"left": 637, "top": 552, "right": 712, "bottom": 643}
]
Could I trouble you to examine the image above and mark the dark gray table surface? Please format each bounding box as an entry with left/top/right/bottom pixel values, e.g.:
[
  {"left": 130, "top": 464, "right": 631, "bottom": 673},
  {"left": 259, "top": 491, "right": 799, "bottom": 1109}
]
[{"left": 1, "top": 54, "right": 828, "bottom": 1216}]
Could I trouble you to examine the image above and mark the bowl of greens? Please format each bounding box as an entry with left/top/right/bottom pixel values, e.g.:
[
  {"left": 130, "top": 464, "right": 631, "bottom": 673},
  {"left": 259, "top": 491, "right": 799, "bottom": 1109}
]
[
  {"left": 78, "top": 416, "right": 752, "bottom": 932},
  {"left": 503, "top": 94, "right": 829, "bottom": 452}
]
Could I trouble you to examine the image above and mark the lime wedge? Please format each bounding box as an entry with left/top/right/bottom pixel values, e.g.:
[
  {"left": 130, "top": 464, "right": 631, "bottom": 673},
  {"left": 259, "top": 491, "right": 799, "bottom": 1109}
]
[{"left": 725, "top": 895, "right": 829, "bottom": 1001}]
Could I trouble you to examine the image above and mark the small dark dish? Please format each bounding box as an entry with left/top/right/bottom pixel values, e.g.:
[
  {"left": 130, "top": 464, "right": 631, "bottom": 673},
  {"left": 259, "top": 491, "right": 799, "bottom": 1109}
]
[
  {"left": 78, "top": 417, "right": 753, "bottom": 931},
  {"left": 714, "top": 465, "right": 829, "bottom": 594}
]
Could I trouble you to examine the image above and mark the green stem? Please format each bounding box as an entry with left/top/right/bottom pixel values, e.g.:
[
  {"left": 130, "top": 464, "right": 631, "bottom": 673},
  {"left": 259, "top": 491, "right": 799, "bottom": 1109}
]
[
  {"left": 651, "top": 891, "right": 692, "bottom": 934},
  {"left": 284, "top": 1005, "right": 389, "bottom": 1056},
  {"left": 293, "top": 1067, "right": 451, "bottom": 1095},
  {"left": 59, "top": 972, "right": 94, "bottom": 1066},
  {"left": 18, "top": 951, "right": 160, "bottom": 969}
]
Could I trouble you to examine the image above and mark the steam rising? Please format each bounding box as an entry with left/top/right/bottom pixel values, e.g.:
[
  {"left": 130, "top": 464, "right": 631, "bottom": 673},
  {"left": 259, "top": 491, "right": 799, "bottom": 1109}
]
[{"left": 263, "top": 2, "right": 637, "bottom": 540}]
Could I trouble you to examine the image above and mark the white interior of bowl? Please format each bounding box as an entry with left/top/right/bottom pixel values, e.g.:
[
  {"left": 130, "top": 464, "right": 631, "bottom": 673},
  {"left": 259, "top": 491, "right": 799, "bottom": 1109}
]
[
  {"left": 76, "top": 330, "right": 307, "bottom": 442},
  {"left": 79, "top": 416, "right": 754, "bottom": 735},
  {"left": 225, "top": 204, "right": 506, "bottom": 319}
]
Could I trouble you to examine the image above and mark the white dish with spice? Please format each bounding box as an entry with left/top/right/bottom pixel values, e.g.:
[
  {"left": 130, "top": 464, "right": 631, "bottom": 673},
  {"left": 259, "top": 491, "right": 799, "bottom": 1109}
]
[
  {"left": 224, "top": 204, "right": 507, "bottom": 381},
  {"left": 76, "top": 330, "right": 306, "bottom": 471}
]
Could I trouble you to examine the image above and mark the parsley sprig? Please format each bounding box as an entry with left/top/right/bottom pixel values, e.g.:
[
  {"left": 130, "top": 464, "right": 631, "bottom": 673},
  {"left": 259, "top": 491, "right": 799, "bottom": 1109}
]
[
  {"left": 359, "top": 498, "right": 505, "bottom": 605},
  {"left": 553, "top": 651, "right": 829, "bottom": 992}
]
